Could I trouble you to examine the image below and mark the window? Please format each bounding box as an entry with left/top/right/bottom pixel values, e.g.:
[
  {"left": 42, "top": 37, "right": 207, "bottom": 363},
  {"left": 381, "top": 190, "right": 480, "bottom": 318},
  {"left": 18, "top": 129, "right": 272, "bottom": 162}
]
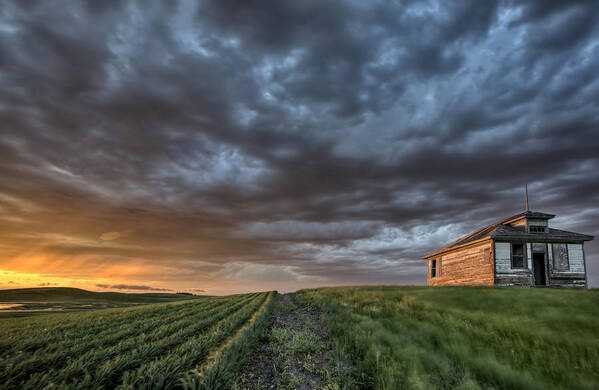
[
  {"left": 431, "top": 259, "right": 437, "bottom": 278},
  {"left": 552, "top": 243, "right": 569, "bottom": 271},
  {"left": 529, "top": 225, "right": 545, "bottom": 233},
  {"left": 484, "top": 248, "right": 491, "bottom": 264},
  {"left": 511, "top": 243, "right": 525, "bottom": 268}
]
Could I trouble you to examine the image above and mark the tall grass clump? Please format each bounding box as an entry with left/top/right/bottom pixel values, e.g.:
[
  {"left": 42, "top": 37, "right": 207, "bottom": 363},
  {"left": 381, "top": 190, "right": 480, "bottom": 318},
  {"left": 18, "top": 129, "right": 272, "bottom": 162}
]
[{"left": 297, "top": 286, "right": 599, "bottom": 390}]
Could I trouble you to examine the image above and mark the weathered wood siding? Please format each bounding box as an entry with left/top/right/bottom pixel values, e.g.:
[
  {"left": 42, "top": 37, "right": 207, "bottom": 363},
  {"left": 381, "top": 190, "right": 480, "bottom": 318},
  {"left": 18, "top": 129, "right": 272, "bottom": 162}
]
[
  {"left": 494, "top": 242, "right": 511, "bottom": 272},
  {"left": 428, "top": 241, "right": 494, "bottom": 286},
  {"left": 495, "top": 241, "right": 533, "bottom": 286},
  {"left": 549, "top": 243, "right": 586, "bottom": 287},
  {"left": 567, "top": 244, "right": 585, "bottom": 273}
]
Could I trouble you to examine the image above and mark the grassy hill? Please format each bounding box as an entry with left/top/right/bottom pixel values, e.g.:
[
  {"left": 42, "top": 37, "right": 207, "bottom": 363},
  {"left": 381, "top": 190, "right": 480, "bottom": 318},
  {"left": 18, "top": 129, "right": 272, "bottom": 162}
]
[
  {"left": 297, "top": 286, "right": 599, "bottom": 389},
  {"left": 0, "top": 287, "right": 204, "bottom": 317}
]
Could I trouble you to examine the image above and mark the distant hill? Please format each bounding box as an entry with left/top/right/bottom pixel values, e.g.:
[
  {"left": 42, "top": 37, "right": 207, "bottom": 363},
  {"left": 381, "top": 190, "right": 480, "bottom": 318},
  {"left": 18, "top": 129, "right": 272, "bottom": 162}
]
[{"left": 0, "top": 287, "right": 203, "bottom": 303}]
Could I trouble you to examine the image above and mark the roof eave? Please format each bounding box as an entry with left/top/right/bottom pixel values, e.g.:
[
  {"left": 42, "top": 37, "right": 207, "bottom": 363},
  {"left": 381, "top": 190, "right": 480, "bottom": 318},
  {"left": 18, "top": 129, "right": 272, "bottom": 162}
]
[{"left": 492, "top": 234, "right": 594, "bottom": 242}]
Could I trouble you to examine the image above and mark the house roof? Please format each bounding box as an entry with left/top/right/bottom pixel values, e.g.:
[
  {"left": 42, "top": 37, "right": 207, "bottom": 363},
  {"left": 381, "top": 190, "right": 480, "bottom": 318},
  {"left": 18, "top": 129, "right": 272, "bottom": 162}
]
[
  {"left": 423, "top": 211, "right": 593, "bottom": 259},
  {"left": 492, "top": 225, "right": 594, "bottom": 242}
]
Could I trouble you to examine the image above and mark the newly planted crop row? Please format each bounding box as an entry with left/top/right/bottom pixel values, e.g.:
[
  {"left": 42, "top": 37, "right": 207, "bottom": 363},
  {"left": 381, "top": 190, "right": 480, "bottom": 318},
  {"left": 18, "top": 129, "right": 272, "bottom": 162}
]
[
  {"left": 1, "top": 294, "right": 241, "bottom": 365},
  {"left": 0, "top": 292, "right": 271, "bottom": 390},
  {"left": 2, "top": 293, "right": 257, "bottom": 388},
  {"left": 57, "top": 294, "right": 262, "bottom": 389},
  {"left": 0, "top": 295, "right": 229, "bottom": 355},
  {"left": 117, "top": 291, "right": 275, "bottom": 390},
  {"left": 43, "top": 294, "right": 261, "bottom": 389},
  {"left": 0, "top": 301, "right": 245, "bottom": 371},
  {"left": 182, "top": 291, "right": 276, "bottom": 390},
  {"left": 6, "top": 294, "right": 258, "bottom": 389}
]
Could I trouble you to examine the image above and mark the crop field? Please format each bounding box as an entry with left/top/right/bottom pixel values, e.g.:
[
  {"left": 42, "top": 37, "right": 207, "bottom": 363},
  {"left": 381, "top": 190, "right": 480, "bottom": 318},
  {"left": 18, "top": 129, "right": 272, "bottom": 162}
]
[
  {"left": 0, "top": 291, "right": 274, "bottom": 390},
  {"left": 297, "top": 286, "right": 599, "bottom": 390},
  {"left": 2, "top": 286, "right": 598, "bottom": 390}
]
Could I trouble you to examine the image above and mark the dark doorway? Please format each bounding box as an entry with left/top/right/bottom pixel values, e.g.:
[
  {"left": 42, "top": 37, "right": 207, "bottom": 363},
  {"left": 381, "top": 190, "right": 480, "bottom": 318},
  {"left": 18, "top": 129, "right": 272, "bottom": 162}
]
[{"left": 533, "top": 252, "right": 546, "bottom": 286}]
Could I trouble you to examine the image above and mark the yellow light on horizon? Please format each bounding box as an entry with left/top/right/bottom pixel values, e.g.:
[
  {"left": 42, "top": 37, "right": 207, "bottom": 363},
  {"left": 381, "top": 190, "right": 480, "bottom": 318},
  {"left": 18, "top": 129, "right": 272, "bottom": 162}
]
[
  {"left": 0, "top": 269, "right": 148, "bottom": 292},
  {"left": 0, "top": 269, "right": 94, "bottom": 290}
]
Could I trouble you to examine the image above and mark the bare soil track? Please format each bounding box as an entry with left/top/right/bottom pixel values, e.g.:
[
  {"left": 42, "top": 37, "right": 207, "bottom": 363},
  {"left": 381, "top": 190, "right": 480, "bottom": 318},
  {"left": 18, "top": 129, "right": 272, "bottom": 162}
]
[{"left": 235, "top": 293, "right": 353, "bottom": 390}]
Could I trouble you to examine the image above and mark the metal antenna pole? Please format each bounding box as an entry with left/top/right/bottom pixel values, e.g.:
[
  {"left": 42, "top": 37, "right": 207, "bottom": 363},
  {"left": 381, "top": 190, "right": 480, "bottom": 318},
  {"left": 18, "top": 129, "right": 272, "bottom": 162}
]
[{"left": 525, "top": 183, "right": 529, "bottom": 211}]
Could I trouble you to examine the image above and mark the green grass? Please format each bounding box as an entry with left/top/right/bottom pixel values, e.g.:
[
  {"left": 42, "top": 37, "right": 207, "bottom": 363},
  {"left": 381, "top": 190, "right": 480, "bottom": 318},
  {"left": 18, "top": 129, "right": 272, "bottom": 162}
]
[
  {"left": 297, "top": 286, "right": 599, "bottom": 390},
  {"left": 0, "top": 291, "right": 275, "bottom": 389},
  {"left": 270, "top": 328, "right": 322, "bottom": 357}
]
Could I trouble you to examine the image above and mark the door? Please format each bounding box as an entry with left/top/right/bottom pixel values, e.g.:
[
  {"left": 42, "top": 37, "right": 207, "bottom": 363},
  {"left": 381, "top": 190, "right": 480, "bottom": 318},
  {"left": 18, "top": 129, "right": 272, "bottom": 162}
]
[{"left": 533, "top": 252, "right": 546, "bottom": 286}]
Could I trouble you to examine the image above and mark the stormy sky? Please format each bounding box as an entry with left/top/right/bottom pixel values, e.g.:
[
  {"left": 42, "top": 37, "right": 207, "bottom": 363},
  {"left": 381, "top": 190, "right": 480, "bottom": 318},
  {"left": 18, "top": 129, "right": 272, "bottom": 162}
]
[{"left": 1, "top": 0, "right": 598, "bottom": 294}]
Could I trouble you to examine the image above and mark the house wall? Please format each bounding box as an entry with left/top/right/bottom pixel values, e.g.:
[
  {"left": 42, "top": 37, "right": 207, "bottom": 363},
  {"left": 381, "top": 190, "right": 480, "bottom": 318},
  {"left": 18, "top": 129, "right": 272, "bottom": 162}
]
[
  {"left": 494, "top": 241, "right": 587, "bottom": 287},
  {"left": 428, "top": 241, "right": 494, "bottom": 286},
  {"left": 549, "top": 243, "right": 586, "bottom": 287},
  {"left": 495, "top": 241, "right": 533, "bottom": 286}
]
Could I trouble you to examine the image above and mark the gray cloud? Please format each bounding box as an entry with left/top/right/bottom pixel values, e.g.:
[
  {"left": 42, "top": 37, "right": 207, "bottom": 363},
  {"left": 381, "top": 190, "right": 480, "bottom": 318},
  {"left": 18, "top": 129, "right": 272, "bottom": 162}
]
[{"left": 0, "top": 0, "right": 598, "bottom": 292}]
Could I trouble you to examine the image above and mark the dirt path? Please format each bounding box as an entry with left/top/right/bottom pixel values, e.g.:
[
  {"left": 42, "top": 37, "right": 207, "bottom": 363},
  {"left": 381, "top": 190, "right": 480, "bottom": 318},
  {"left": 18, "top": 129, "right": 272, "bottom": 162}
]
[{"left": 235, "top": 293, "right": 353, "bottom": 389}]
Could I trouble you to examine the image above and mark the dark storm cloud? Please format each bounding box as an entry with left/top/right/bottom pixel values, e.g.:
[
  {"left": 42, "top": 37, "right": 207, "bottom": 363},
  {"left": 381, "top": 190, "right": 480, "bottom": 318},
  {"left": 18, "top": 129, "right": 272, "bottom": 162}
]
[{"left": 1, "top": 0, "right": 598, "bottom": 291}]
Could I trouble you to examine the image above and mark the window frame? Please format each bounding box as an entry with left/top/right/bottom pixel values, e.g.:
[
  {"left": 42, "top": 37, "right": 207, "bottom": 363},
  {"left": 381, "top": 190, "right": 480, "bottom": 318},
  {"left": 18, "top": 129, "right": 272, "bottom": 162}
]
[
  {"left": 511, "top": 242, "right": 527, "bottom": 269},
  {"left": 431, "top": 259, "right": 437, "bottom": 278},
  {"left": 551, "top": 243, "right": 570, "bottom": 271},
  {"left": 529, "top": 225, "right": 546, "bottom": 233},
  {"left": 483, "top": 247, "right": 491, "bottom": 264}
]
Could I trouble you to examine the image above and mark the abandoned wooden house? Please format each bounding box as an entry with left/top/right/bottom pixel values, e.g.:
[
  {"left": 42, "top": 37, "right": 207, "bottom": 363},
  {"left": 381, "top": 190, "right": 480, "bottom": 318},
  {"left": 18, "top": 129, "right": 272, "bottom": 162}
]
[{"left": 423, "top": 210, "right": 593, "bottom": 287}]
